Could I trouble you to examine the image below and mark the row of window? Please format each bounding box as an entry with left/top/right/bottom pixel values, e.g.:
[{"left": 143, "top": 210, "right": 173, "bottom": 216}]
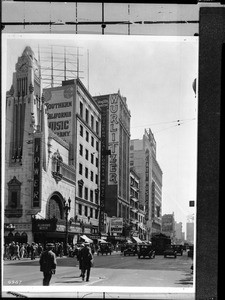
[
  {"left": 78, "top": 185, "right": 99, "bottom": 203},
  {"left": 80, "top": 125, "right": 99, "bottom": 149},
  {"left": 78, "top": 203, "right": 98, "bottom": 219},
  {"left": 79, "top": 144, "right": 99, "bottom": 166},
  {"left": 80, "top": 101, "right": 99, "bottom": 135},
  {"left": 79, "top": 164, "right": 99, "bottom": 183}
]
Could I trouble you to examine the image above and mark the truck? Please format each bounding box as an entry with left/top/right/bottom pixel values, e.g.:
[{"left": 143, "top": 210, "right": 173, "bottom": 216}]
[{"left": 151, "top": 233, "right": 171, "bottom": 255}]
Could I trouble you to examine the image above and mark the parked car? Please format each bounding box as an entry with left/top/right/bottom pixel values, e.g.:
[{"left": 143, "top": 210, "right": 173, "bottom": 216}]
[
  {"left": 123, "top": 243, "right": 137, "bottom": 256},
  {"left": 173, "top": 245, "right": 183, "bottom": 256},
  {"left": 137, "top": 244, "right": 155, "bottom": 259},
  {"left": 164, "top": 245, "right": 177, "bottom": 258},
  {"left": 97, "top": 242, "right": 112, "bottom": 255}
]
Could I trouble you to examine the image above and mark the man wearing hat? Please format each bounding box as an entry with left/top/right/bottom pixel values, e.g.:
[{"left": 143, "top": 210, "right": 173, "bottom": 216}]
[
  {"left": 80, "top": 242, "right": 93, "bottom": 282},
  {"left": 39, "top": 243, "right": 57, "bottom": 286}
]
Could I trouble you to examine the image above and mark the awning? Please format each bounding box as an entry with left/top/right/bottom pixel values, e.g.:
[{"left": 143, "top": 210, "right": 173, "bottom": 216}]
[
  {"left": 80, "top": 235, "right": 93, "bottom": 243},
  {"left": 132, "top": 236, "right": 143, "bottom": 244},
  {"left": 98, "top": 239, "right": 107, "bottom": 243}
]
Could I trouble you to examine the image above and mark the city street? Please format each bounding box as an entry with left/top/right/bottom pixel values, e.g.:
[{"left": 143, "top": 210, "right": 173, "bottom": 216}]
[{"left": 3, "top": 250, "right": 193, "bottom": 287}]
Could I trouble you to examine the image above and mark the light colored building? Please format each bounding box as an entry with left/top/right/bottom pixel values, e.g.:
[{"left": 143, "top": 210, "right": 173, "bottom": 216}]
[
  {"left": 4, "top": 47, "right": 77, "bottom": 245},
  {"left": 43, "top": 78, "right": 102, "bottom": 242},
  {"left": 162, "top": 213, "right": 176, "bottom": 242},
  {"left": 186, "top": 222, "right": 194, "bottom": 244},
  {"left": 130, "top": 129, "right": 162, "bottom": 240},
  {"left": 175, "top": 221, "right": 184, "bottom": 244},
  {"left": 94, "top": 92, "right": 131, "bottom": 243}
]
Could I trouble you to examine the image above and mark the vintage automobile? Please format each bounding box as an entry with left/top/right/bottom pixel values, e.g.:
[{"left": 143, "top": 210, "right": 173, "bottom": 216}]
[
  {"left": 137, "top": 244, "right": 155, "bottom": 259},
  {"left": 173, "top": 245, "right": 183, "bottom": 256},
  {"left": 164, "top": 245, "right": 177, "bottom": 258},
  {"left": 123, "top": 243, "right": 137, "bottom": 256},
  {"left": 97, "top": 242, "right": 112, "bottom": 255}
]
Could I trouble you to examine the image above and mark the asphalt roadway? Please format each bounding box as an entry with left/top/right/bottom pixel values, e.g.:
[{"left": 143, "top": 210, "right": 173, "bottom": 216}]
[{"left": 2, "top": 251, "right": 194, "bottom": 299}]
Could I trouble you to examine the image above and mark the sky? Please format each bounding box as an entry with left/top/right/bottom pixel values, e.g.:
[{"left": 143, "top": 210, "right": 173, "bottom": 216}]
[{"left": 2, "top": 33, "right": 198, "bottom": 234}]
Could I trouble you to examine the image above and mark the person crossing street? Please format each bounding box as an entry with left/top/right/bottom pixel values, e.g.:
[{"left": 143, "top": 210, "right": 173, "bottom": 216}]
[
  {"left": 39, "top": 243, "right": 57, "bottom": 286},
  {"left": 80, "top": 242, "right": 93, "bottom": 282}
]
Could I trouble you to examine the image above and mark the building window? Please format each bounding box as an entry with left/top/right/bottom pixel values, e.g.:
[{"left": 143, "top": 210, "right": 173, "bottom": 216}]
[
  {"left": 79, "top": 144, "right": 83, "bottom": 156},
  {"left": 80, "top": 125, "right": 83, "bottom": 137},
  {"left": 91, "top": 153, "right": 94, "bottom": 164},
  {"left": 85, "top": 187, "right": 88, "bottom": 200},
  {"left": 96, "top": 120, "right": 99, "bottom": 135},
  {"left": 95, "top": 189, "right": 99, "bottom": 204},
  {"left": 85, "top": 109, "right": 89, "bottom": 124},
  {"left": 78, "top": 180, "right": 84, "bottom": 198},
  {"left": 80, "top": 101, "right": 83, "bottom": 118},
  {"left": 90, "top": 190, "right": 94, "bottom": 202},
  {"left": 96, "top": 141, "right": 99, "bottom": 151},
  {"left": 85, "top": 149, "right": 89, "bottom": 160},
  {"left": 91, "top": 115, "right": 94, "bottom": 128},
  {"left": 90, "top": 171, "right": 94, "bottom": 182},
  {"left": 86, "top": 131, "right": 89, "bottom": 142},
  {"left": 78, "top": 185, "right": 83, "bottom": 198},
  {"left": 91, "top": 136, "right": 94, "bottom": 147},
  {"left": 85, "top": 206, "right": 88, "bottom": 216},
  {"left": 95, "top": 209, "right": 98, "bottom": 219},
  {"left": 79, "top": 163, "right": 83, "bottom": 175},
  {"left": 78, "top": 204, "right": 82, "bottom": 215},
  {"left": 7, "top": 176, "right": 22, "bottom": 210},
  {"left": 90, "top": 207, "right": 93, "bottom": 218},
  {"left": 85, "top": 167, "right": 88, "bottom": 179},
  {"left": 96, "top": 157, "right": 99, "bottom": 168},
  {"left": 95, "top": 174, "right": 98, "bottom": 184}
]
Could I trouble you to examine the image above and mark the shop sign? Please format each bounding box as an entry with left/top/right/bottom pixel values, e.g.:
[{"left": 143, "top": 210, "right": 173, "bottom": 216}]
[
  {"left": 84, "top": 228, "right": 91, "bottom": 234},
  {"left": 37, "top": 223, "right": 52, "bottom": 231},
  {"left": 110, "top": 217, "right": 123, "bottom": 233},
  {"left": 70, "top": 226, "right": 82, "bottom": 233},
  {"left": 56, "top": 224, "right": 66, "bottom": 232}
]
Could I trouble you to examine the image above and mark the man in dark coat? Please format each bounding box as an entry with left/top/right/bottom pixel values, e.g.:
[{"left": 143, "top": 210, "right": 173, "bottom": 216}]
[
  {"left": 39, "top": 243, "right": 57, "bottom": 286},
  {"left": 80, "top": 243, "right": 93, "bottom": 282}
]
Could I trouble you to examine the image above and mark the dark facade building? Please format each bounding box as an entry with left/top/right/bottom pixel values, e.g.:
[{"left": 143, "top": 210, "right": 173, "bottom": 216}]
[{"left": 94, "top": 91, "right": 131, "bottom": 239}]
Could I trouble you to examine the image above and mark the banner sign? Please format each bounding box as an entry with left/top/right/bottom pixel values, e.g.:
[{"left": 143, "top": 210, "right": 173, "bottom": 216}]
[
  {"left": 33, "top": 137, "right": 41, "bottom": 208},
  {"left": 110, "top": 217, "right": 123, "bottom": 233}
]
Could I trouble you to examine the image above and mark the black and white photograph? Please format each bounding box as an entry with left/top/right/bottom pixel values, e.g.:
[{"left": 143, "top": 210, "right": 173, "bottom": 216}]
[{"left": 1, "top": 2, "right": 221, "bottom": 299}]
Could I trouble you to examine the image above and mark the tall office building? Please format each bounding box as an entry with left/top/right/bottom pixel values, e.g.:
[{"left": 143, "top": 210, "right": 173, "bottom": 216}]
[
  {"left": 43, "top": 78, "right": 102, "bottom": 241},
  {"left": 130, "top": 129, "right": 163, "bottom": 240},
  {"left": 94, "top": 91, "right": 131, "bottom": 238}
]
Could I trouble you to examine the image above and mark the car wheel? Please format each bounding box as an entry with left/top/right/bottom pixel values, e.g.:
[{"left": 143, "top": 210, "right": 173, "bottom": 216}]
[{"left": 174, "top": 255, "right": 177, "bottom": 258}]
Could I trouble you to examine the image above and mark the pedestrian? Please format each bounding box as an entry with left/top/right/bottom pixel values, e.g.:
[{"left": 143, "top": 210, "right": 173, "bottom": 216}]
[
  {"left": 8, "top": 242, "right": 15, "bottom": 260},
  {"left": 19, "top": 244, "right": 25, "bottom": 259},
  {"left": 30, "top": 242, "right": 36, "bottom": 260},
  {"left": 80, "top": 242, "right": 93, "bottom": 282},
  {"left": 39, "top": 243, "right": 57, "bottom": 286},
  {"left": 13, "top": 242, "right": 20, "bottom": 260},
  {"left": 26, "top": 243, "right": 31, "bottom": 258},
  {"left": 76, "top": 243, "right": 84, "bottom": 277},
  {"left": 37, "top": 243, "right": 43, "bottom": 257}
]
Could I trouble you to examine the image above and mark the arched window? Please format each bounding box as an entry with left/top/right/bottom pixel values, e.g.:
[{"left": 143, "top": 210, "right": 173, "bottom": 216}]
[
  {"left": 7, "top": 177, "right": 22, "bottom": 211},
  {"left": 47, "top": 195, "right": 64, "bottom": 220}
]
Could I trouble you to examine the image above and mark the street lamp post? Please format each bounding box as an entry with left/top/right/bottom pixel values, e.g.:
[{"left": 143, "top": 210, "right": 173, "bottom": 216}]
[{"left": 63, "top": 197, "right": 71, "bottom": 256}]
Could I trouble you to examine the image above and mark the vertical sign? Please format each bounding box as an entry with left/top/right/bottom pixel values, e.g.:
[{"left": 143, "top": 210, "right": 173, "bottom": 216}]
[
  {"left": 108, "top": 94, "right": 119, "bottom": 185},
  {"left": 33, "top": 137, "right": 41, "bottom": 207},
  {"left": 97, "top": 100, "right": 109, "bottom": 233},
  {"left": 145, "top": 153, "right": 149, "bottom": 221},
  {"left": 151, "top": 181, "right": 155, "bottom": 218}
]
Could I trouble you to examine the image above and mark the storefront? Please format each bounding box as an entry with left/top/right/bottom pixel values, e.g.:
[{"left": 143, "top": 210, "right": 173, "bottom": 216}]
[{"left": 32, "top": 217, "right": 81, "bottom": 245}]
